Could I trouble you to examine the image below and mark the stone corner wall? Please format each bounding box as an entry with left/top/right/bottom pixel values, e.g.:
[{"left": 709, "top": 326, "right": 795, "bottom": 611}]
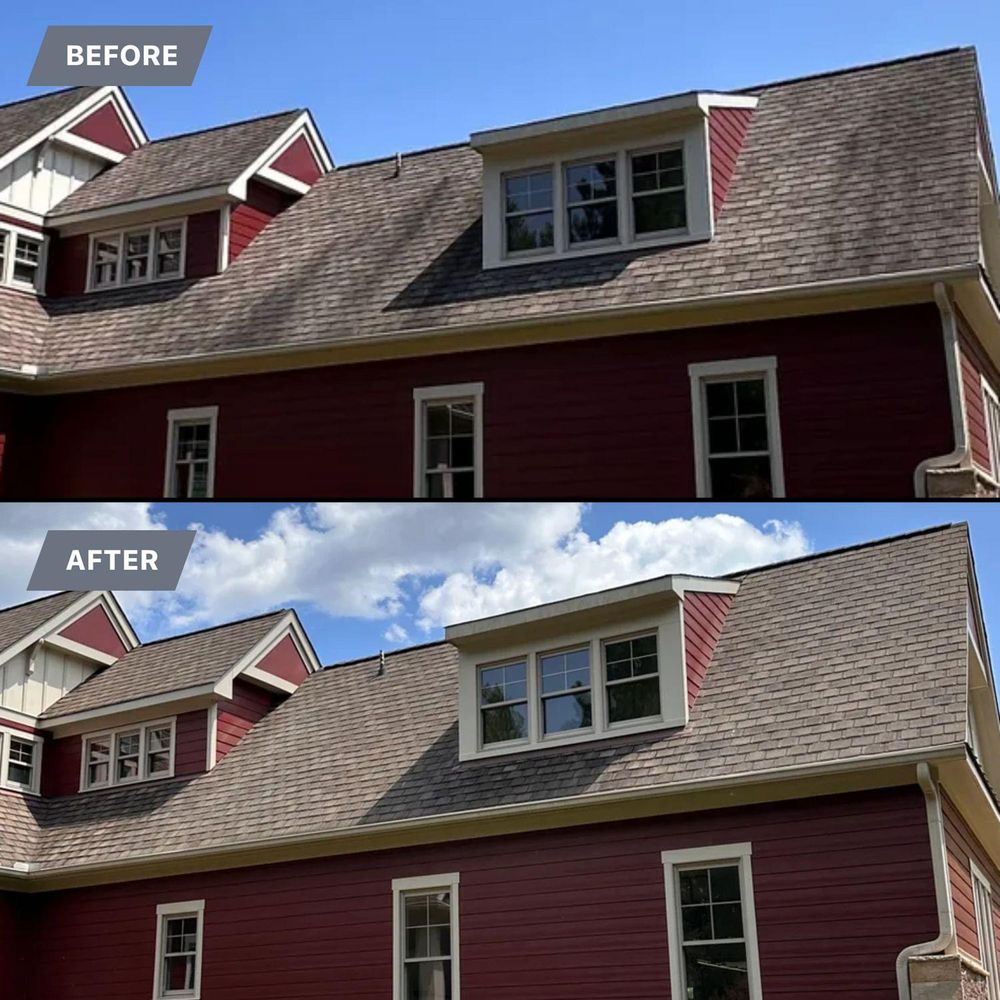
[
  {"left": 925, "top": 467, "right": 1000, "bottom": 499},
  {"left": 909, "top": 953, "right": 991, "bottom": 1000}
]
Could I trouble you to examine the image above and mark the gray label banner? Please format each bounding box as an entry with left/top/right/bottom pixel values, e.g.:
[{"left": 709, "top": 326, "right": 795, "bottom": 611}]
[
  {"left": 27, "top": 530, "right": 196, "bottom": 591},
  {"left": 28, "top": 26, "right": 211, "bottom": 86}
]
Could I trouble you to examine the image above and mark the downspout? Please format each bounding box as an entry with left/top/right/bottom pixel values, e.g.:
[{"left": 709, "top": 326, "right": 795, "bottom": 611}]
[
  {"left": 895, "top": 763, "right": 956, "bottom": 1000},
  {"left": 913, "top": 283, "right": 969, "bottom": 496}
]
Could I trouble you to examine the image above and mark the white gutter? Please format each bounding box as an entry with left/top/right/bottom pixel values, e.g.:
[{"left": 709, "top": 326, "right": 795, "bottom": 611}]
[
  {"left": 914, "top": 283, "right": 969, "bottom": 496},
  {"left": 895, "top": 763, "right": 956, "bottom": 1000}
]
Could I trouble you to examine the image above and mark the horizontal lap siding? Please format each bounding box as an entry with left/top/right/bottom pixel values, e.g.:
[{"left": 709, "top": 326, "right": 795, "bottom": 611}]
[
  {"left": 216, "top": 680, "right": 280, "bottom": 761},
  {"left": 41, "top": 733, "right": 82, "bottom": 795},
  {"left": 0, "top": 892, "right": 24, "bottom": 999},
  {"left": 23, "top": 786, "right": 936, "bottom": 999},
  {"left": 942, "top": 791, "right": 1000, "bottom": 964},
  {"left": 185, "top": 211, "right": 221, "bottom": 279},
  {"left": 709, "top": 107, "right": 753, "bottom": 214},
  {"left": 228, "top": 181, "right": 296, "bottom": 262},
  {"left": 683, "top": 591, "right": 733, "bottom": 707},
  {"left": 11, "top": 304, "right": 952, "bottom": 498},
  {"left": 958, "top": 317, "right": 1000, "bottom": 473},
  {"left": 174, "top": 709, "right": 209, "bottom": 775}
]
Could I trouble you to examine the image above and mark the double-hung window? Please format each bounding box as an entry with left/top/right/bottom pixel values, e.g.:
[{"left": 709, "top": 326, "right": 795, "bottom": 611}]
[
  {"left": 983, "top": 378, "right": 1000, "bottom": 483},
  {"left": 662, "top": 843, "right": 763, "bottom": 1000},
  {"left": 164, "top": 406, "right": 219, "bottom": 499},
  {"left": 0, "top": 228, "right": 45, "bottom": 292},
  {"left": 153, "top": 900, "right": 205, "bottom": 999},
  {"left": 971, "top": 862, "right": 1000, "bottom": 1000},
  {"left": 604, "top": 633, "right": 661, "bottom": 725},
  {"left": 0, "top": 729, "right": 41, "bottom": 793},
  {"left": 82, "top": 719, "right": 175, "bottom": 790},
  {"left": 689, "top": 357, "right": 785, "bottom": 499},
  {"left": 566, "top": 158, "right": 618, "bottom": 244},
  {"left": 539, "top": 646, "right": 592, "bottom": 735},
  {"left": 479, "top": 660, "right": 528, "bottom": 747},
  {"left": 504, "top": 170, "right": 554, "bottom": 254},
  {"left": 413, "top": 384, "right": 483, "bottom": 499},
  {"left": 630, "top": 147, "right": 686, "bottom": 237},
  {"left": 89, "top": 221, "right": 185, "bottom": 291},
  {"left": 393, "top": 874, "right": 460, "bottom": 1000}
]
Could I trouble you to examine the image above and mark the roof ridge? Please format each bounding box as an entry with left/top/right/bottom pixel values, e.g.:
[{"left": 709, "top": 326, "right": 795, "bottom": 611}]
[
  {"left": 336, "top": 140, "right": 471, "bottom": 172},
  {"left": 323, "top": 638, "right": 452, "bottom": 671},
  {"left": 727, "top": 522, "right": 962, "bottom": 579},
  {"left": 733, "top": 45, "right": 972, "bottom": 95},
  {"left": 147, "top": 108, "right": 304, "bottom": 146},
  {"left": 137, "top": 607, "right": 289, "bottom": 649},
  {"left": 0, "top": 85, "right": 94, "bottom": 112}
]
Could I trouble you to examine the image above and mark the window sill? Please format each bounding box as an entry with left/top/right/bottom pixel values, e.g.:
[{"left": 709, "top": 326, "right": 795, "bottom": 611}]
[
  {"left": 491, "top": 229, "right": 710, "bottom": 269},
  {"left": 86, "top": 273, "right": 186, "bottom": 294}
]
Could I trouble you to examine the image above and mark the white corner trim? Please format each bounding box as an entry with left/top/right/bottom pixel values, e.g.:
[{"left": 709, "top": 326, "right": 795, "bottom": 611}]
[
  {"left": 205, "top": 703, "right": 218, "bottom": 771},
  {"left": 661, "top": 841, "right": 762, "bottom": 1000},
  {"left": 688, "top": 355, "right": 785, "bottom": 498},
  {"left": 216, "top": 203, "right": 231, "bottom": 273},
  {"left": 391, "top": 873, "right": 461, "bottom": 1000},
  {"left": 152, "top": 899, "right": 205, "bottom": 1000},
  {"left": 163, "top": 405, "right": 219, "bottom": 499},
  {"left": 412, "top": 382, "right": 485, "bottom": 499}
]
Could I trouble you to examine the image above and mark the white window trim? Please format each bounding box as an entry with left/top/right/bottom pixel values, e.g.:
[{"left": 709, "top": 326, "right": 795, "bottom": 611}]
[
  {"left": 412, "top": 383, "right": 484, "bottom": 498},
  {"left": 661, "top": 842, "right": 763, "bottom": 1000},
  {"left": 152, "top": 899, "right": 205, "bottom": 1000},
  {"left": 688, "top": 356, "right": 786, "bottom": 499},
  {"left": 79, "top": 717, "right": 176, "bottom": 792},
  {"left": 982, "top": 375, "right": 1000, "bottom": 483},
  {"left": 163, "top": 406, "right": 219, "bottom": 499},
  {"left": 971, "top": 860, "right": 1000, "bottom": 1000},
  {"left": 0, "top": 725, "right": 42, "bottom": 795},
  {"left": 86, "top": 218, "right": 187, "bottom": 293},
  {"left": 501, "top": 164, "right": 556, "bottom": 261},
  {"left": 0, "top": 225, "right": 47, "bottom": 294},
  {"left": 391, "top": 873, "right": 461, "bottom": 1000}
]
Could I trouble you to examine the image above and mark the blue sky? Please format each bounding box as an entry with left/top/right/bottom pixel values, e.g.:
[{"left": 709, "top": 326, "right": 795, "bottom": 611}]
[
  {"left": 1, "top": 0, "right": 998, "bottom": 164},
  {"left": 2, "top": 503, "right": 994, "bottom": 683}
]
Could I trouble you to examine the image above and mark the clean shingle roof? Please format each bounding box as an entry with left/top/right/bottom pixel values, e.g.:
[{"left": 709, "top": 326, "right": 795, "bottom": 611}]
[
  {"left": 48, "top": 109, "right": 304, "bottom": 217},
  {"left": 19, "top": 47, "right": 983, "bottom": 377},
  {"left": 0, "top": 86, "right": 99, "bottom": 161},
  {"left": 0, "top": 590, "right": 81, "bottom": 654},
  {"left": 40, "top": 609, "right": 288, "bottom": 718},
  {"left": 0, "top": 523, "right": 972, "bottom": 874}
]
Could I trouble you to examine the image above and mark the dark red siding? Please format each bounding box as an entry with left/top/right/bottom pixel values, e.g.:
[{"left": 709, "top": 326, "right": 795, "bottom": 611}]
[
  {"left": 175, "top": 709, "right": 209, "bottom": 776},
  {"left": 16, "top": 786, "right": 936, "bottom": 1000},
  {"left": 0, "top": 892, "right": 24, "bottom": 999},
  {"left": 45, "top": 232, "right": 90, "bottom": 297},
  {"left": 709, "top": 107, "right": 754, "bottom": 215},
  {"left": 228, "top": 181, "right": 296, "bottom": 261},
  {"left": 216, "top": 680, "right": 281, "bottom": 761},
  {"left": 942, "top": 792, "right": 1000, "bottom": 964},
  {"left": 958, "top": 315, "right": 1000, "bottom": 473},
  {"left": 41, "top": 733, "right": 82, "bottom": 796},
  {"left": 59, "top": 605, "right": 127, "bottom": 658},
  {"left": 683, "top": 591, "right": 734, "bottom": 708},
  {"left": 5, "top": 304, "right": 953, "bottom": 500},
  {"left": 269, "top": 134, "right": 323, "bottom": 185},
  {"left": 256, "top": 634, "right": 309, "bottom": 686},
  {"left": 68, "top": 102, "right": 137, "bottom": 154},
  {"left": 185, "top": 210, "right": 221, "bottom": 279}
]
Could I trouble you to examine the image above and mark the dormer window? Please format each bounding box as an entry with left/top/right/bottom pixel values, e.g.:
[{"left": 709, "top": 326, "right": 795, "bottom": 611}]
[
  {"left": 631, "top": 148, "right": 686, "bottom": 236},
  {"left": 479, "top": 660, "right": 528, "bottom": 746},
  {"left": 0, "top": 727, "right": 42, "bottom": 794},
  {"left": 504, "top": 170, "right": 554, "bottom": 254},
  {"left": 566, "top": 159, "right": 618, "bottom": 244},
  {"left": 82, "top": 718, "right": 175, "bottom": 790},
  {"left": 0, "top": 227, "right": 45, "bottom": 292},
  {"left": 88, "top": 221, "right": 185, "bottom": 291},
  {"left": 604, "top": 633, "right": 661, "bottom": 724},
  {"left": 540, "top": 647, "right": 592, "bottom": 735}
]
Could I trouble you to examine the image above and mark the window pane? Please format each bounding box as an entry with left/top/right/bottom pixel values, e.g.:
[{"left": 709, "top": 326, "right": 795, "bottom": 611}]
[
  {"left": 542, "top": 690, "right": 592, "bottom": 734},
  {"left": 709, "top": 865, "right": 741, "bottom": 903},
  {"left": 426, "top": 404, "right": 451, "bottom": 437},
  {"left": 506, "top": 212, "right": 554, "bottom": 252},
  {"left": 607, "top": 675, "right": 661, "bottom": 724},
  {"left": 713, "top": 902, "right": 744, "bottom": 940},
  {"left": 679, "top": 868, "right": 711, "bottom": 906},
  {"left": 682, "top": 904, "right": 713, "bottom": 942},
  {"left": 708, "top": 456, "right": 773, "bottom": 500},
  {"left": 568, "top": 202, "right": 618, "bottom": 243},
  {"left": 682, "top": 942, "right": 750, "bottom": 1000},
  {"left": 480, "top": 662, "right": 526, "bottom": 704},
  {"left": 451, "top": 435, "right": 474, "bottom": 469},
  {"left": 482, "top": 702, "right": 528, "bottom": 744},
  {"left": 708, "top": 418, "right": 738, "bottom": 454},
  {"left": 738, "top": 417, "right": 768, "bottom": 453},
  {"left": 405, "top": 960, "right": 452, "bottom": 1000},
  {"left": 632, "top": 634, "right": 656, "bottom": 657},
  {"left": 566, "top": 160, "right": 617, "bottom": 202},
  {"left": 7, "top": 738, "right": 34, "bottom": 785},
  {"left": 539, "top": 648, "right": 591, "bottom": 695},
  {"left": 634, "top": 189, "right": 686, "bottom": 235},
  {"left": 163, "top": 954, "right": 195, "bottom": 991},
  {"left": 705, "top": 381, "right": 736, "bottom": 418},
  {"left": 736, "top": 379, "right": 765, "bottom": 413},
  {"left": 505, "top": 171, "right": 552, "bottom": 213}
]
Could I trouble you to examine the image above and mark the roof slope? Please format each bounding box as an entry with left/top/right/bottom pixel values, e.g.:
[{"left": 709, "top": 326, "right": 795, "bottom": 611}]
[
  {"left": 40, "top": 609, "right": 288, "bottom": 718},
  {"left": 11, "top": 523, "right": 971, "bottom": 874},
  {"left": 0, "top": 86, "right": 99, "bottom": 161},
  {"left": 49, "top": 110, "right": 303, "bottom": 217},
  {"left": 0, "top": 590, "right": 81, "bottom": 654}
]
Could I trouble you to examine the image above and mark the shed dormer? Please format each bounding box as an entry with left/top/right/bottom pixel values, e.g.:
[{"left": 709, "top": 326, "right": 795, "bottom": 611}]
[
  {"left": 471, "top": 92, "right": 756, "bottom": 269},
  {"left": 446, "top": 574, "right": 738, "bottom": 761}
]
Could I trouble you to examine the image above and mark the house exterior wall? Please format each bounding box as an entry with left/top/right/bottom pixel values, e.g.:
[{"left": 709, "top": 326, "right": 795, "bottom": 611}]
[
  {"left": 0, "top": 891, "right": 24, "bottom": 999},
  {"left": 683, "top": 591, "right": 733, "bottom": 708},
  {"left": 3, "top": 303, "right": 954, "bottom": 499},
  {"left": 67, "top": 102, "right": 138, "bottom": 154},
  {"left": 942, "top": 791, "right": 1000, "bottom": 966},
  {"left": 228, "top": 180, "right": 296, "bottom": 262},
  {"left": 58, "top": 605, "right": 127, "bottom": 658},
  {"left": 216, "top": 680, "right": 280, "bottom": 762},
  {"left": 256, "top": 634, "right": 310, "bottom": 686},
  {"left": 16, "top": 785, "right": 937, "bottom": 999},
  {"left": 708, "top": 107, "right": 753, "bottom": 213},
  {"left": 958, "top": 315, "right": 1000, "bottom": 474},
  {"left": 185, "top": 209, "right": 222, "bottom": 279},
  {"left": 269, "top": 135, "right": 323, "bottom": 185}
]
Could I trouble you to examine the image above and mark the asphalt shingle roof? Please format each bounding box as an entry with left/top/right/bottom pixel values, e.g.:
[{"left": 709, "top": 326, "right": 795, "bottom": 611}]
[
  {"left": 48, "top": 110, "right": 304, "bottom": 217},
  {"left": 0, "top": 86, "right": 99, "bottom": 161},
  {"left": 20, "top": 47, "right": 982, "bottom": 376},
  {"left": 0, "top": 591, "right": 81, "bottom": 654},
  {"left": 39, "top": 609, "right": 288, "bottom": 718},
  {"left": 0, "top": 524, "right": 972, "bottom": 874}
]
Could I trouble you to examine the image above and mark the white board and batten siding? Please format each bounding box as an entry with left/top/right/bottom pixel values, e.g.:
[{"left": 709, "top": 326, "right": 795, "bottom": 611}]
[
  {"left": 0, "top": 644, "right": 97, "bottom": 717},
  {"left": 0, "top": 142, "right": 105, "bottom": 215}
]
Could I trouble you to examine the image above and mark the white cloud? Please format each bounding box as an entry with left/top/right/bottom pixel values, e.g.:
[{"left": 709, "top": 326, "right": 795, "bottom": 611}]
[{"left": 383, "top": 623, "right": 410, "bottom": 644}]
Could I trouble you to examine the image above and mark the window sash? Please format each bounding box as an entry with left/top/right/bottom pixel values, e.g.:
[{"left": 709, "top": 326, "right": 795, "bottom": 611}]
[
  {"left": 0, "top": 729, "right": 41, "bottom": 793},
  {"left": 413, "top": 385, "right": 483, "bottom": 499},
  {"left": 154, "top": 904, "right": 204, "bottom": 1000},
  {"left": 83, "top": 720, "right": 175, "bottom": 790},
  {"left": 164, "top": 407, "right": 218, "bottom": 500},
  {"left": 393, "top": 876, "right": 460, "bottom": 1000},
  {"left": 89, "top": 221, "right": 184, "bottom": 291}
]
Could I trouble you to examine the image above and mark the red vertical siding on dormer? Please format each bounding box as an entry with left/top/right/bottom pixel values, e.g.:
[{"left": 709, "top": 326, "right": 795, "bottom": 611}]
[
  {"left": 228, "top": 181, "right": 296, "bottom": 263},
  {"left": 684, "top": 591, "right": 734, "bottom": 708},
  {"left": 67, "top": 101, "right": 138, "bottom": 155},
  {"left": 708, "top": 107, "right": 754, "bottom": 216},
  {"left": 216, "top": 679, "right": 282, "bottom": 762},
  {"left": 184, "top": 210, "right": 221, "bottom": 279},
  {"left": 58, "top": 605, "right": 126, "bottom": 658},
  {"left": 255, "top": 633, "right": 309, "bottom": 686},
  {"left": 269, "top": 134, "right": 323, "bottom": 186}
]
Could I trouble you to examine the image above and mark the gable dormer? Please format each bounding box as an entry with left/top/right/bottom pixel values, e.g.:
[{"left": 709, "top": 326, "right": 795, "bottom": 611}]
[
  {"left": 446, "top": 574, "right": 738, "bottom": 761},
  {"left": 471, "top": 92, "right": 756, "bottom": 269}
]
